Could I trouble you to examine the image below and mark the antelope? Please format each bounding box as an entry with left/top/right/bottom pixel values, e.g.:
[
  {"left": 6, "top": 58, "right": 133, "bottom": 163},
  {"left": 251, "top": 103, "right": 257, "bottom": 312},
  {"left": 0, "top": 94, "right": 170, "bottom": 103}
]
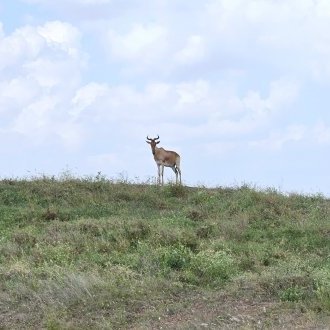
[{"left": 146, "top": 135, "right": 182, "bottom": 185}]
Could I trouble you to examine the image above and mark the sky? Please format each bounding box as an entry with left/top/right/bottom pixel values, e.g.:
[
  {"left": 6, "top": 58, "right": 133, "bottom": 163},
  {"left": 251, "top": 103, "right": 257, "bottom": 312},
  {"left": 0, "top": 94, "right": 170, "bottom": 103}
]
[{"left": 0, "top": 0, "right": 329, "bottom": 195}]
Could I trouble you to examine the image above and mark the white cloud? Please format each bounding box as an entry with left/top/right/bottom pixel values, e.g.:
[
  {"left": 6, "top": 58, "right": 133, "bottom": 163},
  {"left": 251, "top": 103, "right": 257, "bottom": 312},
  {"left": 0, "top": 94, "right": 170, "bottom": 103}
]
[
  {"left": 24, "top": 58, "right": 79, "bottom": 88},
  {"left": 56, "top": 121, "right": 85, "bottom": 149},
  {"left": 0, "top": 25, "right": 44, "bottom": 70},
  {"left": 28, "top": 0, "right": 330, "bottom": 82},
  {"left": 268, "top": 79, "right": 300, "bottom": 108},
  {"left": 0, "top": 77, "right": 40, "bottom": 112},
  {"left": 0, "top": 21, "right": 82, "bottom": 71},
  {"left": 106, "top": 23, "right": 168, "bottom": 62},
  {"left": 176, "top": 80, "right": 209, "bottom": 107},
  {"left": 315, "top": 0, "right": 330, "bottom": 17},
  {"left": 37, "top": 21, "right": 81, "bottom": 57},
  {"left": 144, "top": 83, "right": 171, "bottom": 103},
  {"left": 66, "top": 75, "right": 299, "bottom": 147},
  {"left": 0, "top": 22, "right": 5, "bottom": 38},
  {"left": 75, "top": 0, "right": 111, "bottom": 4},
  {"left": 175, "top": 35, "right": 206, "bottom": 65},
  {"left": 0, "top": 20, "right": 86, "bottom": 149},
  {"left": 22, "top": 0, "right": 111, "bottom": 5},
  {"left": 243, "top": 78, "right": 299, "bottom": 118},
  {"left": 88, "top": 153, "right": 120, "bottom": 168},
  {"left": 313, "top": 122, "right": 330, "bottom": 144},
  {"left": 204, "top": 0, "right": 330, "bottom": 80},
  {"left": 249, "top": 121, "right": 330, "bottom": 151},
  {"left": 13, "top": 96, "right": 56, "bottom": 135},
  {"left": 71, "top": 82, "right": 108, "bottom": 117},
  {"left": 249, "top": 125, "right": 306, "bottom": 151},
  {"left": 12, "top": 95, "right": 85, "bottom": 149},
  {"left": 203, "top": 141, "right": 238, "bottom": 156}
]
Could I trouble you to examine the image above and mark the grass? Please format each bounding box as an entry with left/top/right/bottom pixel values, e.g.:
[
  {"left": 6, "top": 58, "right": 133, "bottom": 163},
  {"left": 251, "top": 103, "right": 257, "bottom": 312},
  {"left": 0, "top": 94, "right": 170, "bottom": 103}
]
[{"left": 0, "top": 175, "right": 329, "bottom": 329}]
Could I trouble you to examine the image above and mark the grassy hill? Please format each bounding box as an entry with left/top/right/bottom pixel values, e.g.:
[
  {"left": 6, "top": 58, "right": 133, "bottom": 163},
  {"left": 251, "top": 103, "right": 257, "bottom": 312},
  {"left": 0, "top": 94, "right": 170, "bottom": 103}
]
[{"left": 0, "top": 176, "right": 329, "bottom": 329}]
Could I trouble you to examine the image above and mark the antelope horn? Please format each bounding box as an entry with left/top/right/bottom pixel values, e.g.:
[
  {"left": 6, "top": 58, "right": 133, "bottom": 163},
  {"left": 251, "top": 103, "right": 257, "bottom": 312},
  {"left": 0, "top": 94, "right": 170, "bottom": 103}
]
[
  {"left": 146, "top": 136, "right": 152, "bottom": 141},
  {"left": 155, "top": 135, "right": 160, "bottom": 140}
]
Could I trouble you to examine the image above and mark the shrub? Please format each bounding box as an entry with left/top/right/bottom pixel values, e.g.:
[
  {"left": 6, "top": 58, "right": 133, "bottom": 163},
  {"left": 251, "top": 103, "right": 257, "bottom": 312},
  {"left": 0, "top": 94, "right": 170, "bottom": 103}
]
[
  {"left": 190, "top": 250, "right": 237, "bottom": 286},
  {"left": 160, "top": 245, "right": 192, "bottom": 271},
  {"left": 279, "top": 286, "right": 305, "bottom": 302},
  {"left": 163, "top": 184, "right": 187, "bottom": 198},
  {"left": 314, "top": 268, "right": 330, "bottom": 311}
]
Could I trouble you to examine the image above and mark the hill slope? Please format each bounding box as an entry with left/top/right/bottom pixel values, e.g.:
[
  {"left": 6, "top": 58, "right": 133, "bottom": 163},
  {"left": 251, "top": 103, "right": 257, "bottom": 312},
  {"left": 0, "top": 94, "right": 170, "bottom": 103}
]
[{"left": 0, "top": 177, "right": 329, "bottom": 329}]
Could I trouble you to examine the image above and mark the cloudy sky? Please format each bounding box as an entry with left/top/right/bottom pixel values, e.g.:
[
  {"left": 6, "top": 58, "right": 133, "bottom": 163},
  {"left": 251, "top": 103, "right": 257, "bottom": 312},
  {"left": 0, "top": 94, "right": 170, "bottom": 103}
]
[{"left": 1, "top": 0, "right": 329, "bottom": 195}]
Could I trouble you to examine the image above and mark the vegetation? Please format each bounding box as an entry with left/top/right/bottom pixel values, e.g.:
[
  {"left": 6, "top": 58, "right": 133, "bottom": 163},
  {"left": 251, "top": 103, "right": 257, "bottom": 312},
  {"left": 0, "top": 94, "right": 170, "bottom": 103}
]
[{"left": 0, "top": 174, "right": 329, "bottom": 329}]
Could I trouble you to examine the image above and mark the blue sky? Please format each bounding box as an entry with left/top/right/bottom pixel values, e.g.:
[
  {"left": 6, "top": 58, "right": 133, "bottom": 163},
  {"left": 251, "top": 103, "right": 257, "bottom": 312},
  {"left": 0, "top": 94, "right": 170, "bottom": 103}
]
[{"left": 0, "top": 0, "right": 329, "bottom": 195}]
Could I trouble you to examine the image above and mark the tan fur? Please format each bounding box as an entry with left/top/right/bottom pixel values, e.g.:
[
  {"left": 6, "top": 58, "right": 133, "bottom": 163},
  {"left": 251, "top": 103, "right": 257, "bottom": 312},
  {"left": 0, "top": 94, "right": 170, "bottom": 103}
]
[{"left": 146, "top": 136, "right": 181, "bottom": 185}]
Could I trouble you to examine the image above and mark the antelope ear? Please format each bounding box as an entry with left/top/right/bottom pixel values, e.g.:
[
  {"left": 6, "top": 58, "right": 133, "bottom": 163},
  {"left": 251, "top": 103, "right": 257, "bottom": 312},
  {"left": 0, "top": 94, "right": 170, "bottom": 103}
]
[
  {"left": 146, "top": 141, "right": 151, "bottom": 144},
  {"left": 156, "top": 141, "right": 160, "bottom": 144}
]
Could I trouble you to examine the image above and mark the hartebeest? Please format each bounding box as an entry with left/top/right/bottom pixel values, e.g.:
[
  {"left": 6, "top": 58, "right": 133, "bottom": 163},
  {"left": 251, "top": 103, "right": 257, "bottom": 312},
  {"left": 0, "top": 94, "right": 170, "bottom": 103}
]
[{"left": 146, "top": 135, "right": 181, "bottom": 185}]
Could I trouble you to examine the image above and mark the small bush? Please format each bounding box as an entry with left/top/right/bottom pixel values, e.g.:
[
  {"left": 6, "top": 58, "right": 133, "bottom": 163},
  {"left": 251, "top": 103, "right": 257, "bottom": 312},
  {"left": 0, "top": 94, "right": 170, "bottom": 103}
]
[
  {"left": 12, "top": 230, "right": 37, "bottom": 248},
  {"left": 186, "top": 208, "right": 206, "bottom": 222},
  {"left": 164, "top": 184, "right": 187, "bottom": 198},
  {"left": 314, "top": 268, "right": 330, "bottom": 311},
  {"left": 78, "top": 219, "right": 104, "bottom": 237},
  {"left": 124, "top": 220, "right": 151, "bottom": 246},
  {"left": 315, "top": 282, "right": 330, "bottom": 311},
  {"left": 190, "top": 190, "right": 216, "bottom": 206},
  {"left": 33, "top": 243, "right": 74, "bottom": 267},
  {"left": 279, "top": 286, "right": 306, "bottom": 302},
  {"left": 196, "top": 225, "right": 214, "bottom": 239},
  {"left": 160, "top": 245, "right": 192, "bottom": 271},
  {"left": 190, "top": 250, "right": 237, "bottom": 286},
  {"left": 42, "top": 208, "right": 59, "bottom": 221}
]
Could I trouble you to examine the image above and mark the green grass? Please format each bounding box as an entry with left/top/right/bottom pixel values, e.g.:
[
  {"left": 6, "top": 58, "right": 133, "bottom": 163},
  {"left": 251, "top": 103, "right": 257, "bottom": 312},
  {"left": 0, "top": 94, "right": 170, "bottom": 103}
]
[{"left": 0, "top": 176, "right": 329, "bottom": 329}]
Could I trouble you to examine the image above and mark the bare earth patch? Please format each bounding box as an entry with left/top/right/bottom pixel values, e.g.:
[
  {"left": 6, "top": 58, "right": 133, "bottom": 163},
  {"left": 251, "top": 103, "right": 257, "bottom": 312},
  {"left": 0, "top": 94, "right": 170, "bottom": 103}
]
[{"left": 131, "top": 292, "right": 330, "bottom": 330}]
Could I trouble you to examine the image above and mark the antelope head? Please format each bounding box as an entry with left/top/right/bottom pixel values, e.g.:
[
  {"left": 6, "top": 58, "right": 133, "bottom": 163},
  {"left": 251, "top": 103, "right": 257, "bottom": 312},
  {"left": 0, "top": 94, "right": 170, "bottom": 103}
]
[{"left": 146, "top": 135, "right": 160, "bottom": 153}]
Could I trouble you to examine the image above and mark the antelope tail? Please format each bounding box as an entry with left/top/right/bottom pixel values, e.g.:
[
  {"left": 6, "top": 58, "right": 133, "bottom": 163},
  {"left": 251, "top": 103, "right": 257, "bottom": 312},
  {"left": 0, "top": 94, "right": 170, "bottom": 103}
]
[{"left": 175, "top": 155, "right": 181, "bottom": 170}]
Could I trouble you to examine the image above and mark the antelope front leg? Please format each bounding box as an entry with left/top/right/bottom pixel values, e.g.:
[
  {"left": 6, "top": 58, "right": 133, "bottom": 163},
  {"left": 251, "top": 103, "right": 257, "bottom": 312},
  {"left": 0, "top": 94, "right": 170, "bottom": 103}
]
[
  {"left": 161, "top": 165, "right": 164, "bottom": 185},
  {"left": 157, "top": 164, "right": 161, "bottom": 185}
]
